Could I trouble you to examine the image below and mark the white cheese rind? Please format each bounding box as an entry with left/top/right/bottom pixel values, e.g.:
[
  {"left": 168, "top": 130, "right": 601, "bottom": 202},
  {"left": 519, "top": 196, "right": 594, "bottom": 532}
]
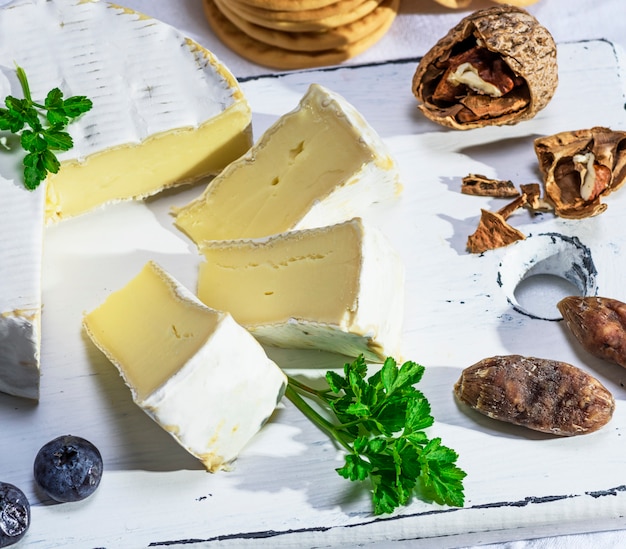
[
  {"left": 1, "top": 0, "right": 245, "bottom": 160},
  {"left": 0, "top": 178, "right": 44, "bottom": 399},
  {"left": 83, "top": 262, "right": 287, "bottom": 472},
  {"left": 141, "top": 312, "right": 286, "bottom": 472}
]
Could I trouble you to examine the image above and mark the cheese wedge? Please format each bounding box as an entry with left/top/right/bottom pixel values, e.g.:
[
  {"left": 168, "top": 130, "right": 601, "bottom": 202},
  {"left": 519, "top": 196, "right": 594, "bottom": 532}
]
[
  {"left": 0, "top": 0, "right": 251, "bottom": 398},
  {"left": 174, "top": 83, "right": 400, "bottom": 244},
  {"left": 197, "top": 218, "right": 405, "bottom": 361},
  {"left": 1, "top": 0, "right": 252, "bottom": 223},
  {"left": 83, "top": 261, "right": 287, "bottom": 472}
]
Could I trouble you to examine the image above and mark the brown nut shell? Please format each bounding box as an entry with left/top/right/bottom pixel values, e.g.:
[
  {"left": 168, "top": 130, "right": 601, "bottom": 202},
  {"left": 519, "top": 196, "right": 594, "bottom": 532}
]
[
  {"left": 454, "top": 355, "right": 615, "bottom": 436},
  {"left": 412, "top": 6, "right": 557, "bottom": 130},
  {"left": 534, "top": 127, "right": 626, "bottom": 219},
  {"left": 558, "top": 296, "right": 626, "bottom": 368},
  {"left": 466, "top": 208, "right": 525, "bottom": 253}
]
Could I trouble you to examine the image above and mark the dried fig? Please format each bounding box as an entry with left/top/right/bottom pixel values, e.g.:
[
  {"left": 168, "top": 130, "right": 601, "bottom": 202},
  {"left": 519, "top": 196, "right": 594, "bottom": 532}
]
[
  {"left": 534, "top": 127, "right": 626, "bottom": 219},
  {"left": 558, "top": 296, "right": 626, "bottom": 368},
  {"left": 454, "top": 355, "right": 615, "bottom": 436},
  {"left": 412, "top": 6, "right": 557, "bottom": 129}
]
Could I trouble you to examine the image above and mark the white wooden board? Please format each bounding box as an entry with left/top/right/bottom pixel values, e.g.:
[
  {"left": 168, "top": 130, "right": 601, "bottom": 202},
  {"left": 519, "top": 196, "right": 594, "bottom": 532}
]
[{"left": 3, "top": 39, "right": 626, "bottom": 548}]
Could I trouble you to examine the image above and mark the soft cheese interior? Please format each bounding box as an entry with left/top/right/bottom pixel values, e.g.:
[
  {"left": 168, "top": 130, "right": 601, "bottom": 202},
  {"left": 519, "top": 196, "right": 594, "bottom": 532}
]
[
  {"left": 83, "top": 261, "right": 287, "bottom": 472},
  {"left": 174, "top": 83, "right": 400, "bottom": 243},
  {"left": 198, "top": 218, "right": 405, "bottom": 361}
]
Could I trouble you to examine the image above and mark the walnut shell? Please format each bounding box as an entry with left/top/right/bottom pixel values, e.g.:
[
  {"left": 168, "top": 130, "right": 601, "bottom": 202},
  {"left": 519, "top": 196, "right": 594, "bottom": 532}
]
[
  {"left": 466, "top": 208, "right": 525, "bottom": 253},
  {"left": 412, "top": 6, "right": 557, "bottom": 130},
  {"left": 534, "top": 127, "right": 626, "bottom": 219}
]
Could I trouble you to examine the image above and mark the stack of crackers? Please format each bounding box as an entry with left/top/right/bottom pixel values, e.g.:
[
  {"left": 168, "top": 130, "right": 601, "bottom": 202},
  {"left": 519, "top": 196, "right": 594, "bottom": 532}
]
[{"left": 202, "top": 0, "right": 400, "bottom": 70}]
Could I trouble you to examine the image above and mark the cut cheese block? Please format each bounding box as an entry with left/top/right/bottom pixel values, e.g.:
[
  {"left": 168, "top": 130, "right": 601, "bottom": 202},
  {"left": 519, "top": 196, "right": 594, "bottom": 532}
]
[
  {"left": 174, "top": 83, "right": 400, "bottom": 244},
  {"left": 197, "top": 218, "right": 405, "bottom": 361},
  {"left": 83, "top": 261, "right": 287, "bottom": 472},
  {"left": 0, "top": 180, "right": 44, "bottom": 400},
  {"left": 0, "top": 0, "right": 252, "bottom": 223},
  {"left": 0, "top": 0, "right": 251, "bottom": 399}
]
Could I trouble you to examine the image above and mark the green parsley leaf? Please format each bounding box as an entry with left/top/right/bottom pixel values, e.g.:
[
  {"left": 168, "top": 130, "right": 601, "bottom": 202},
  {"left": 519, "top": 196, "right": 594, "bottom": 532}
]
[
  {"left": 286, "top": 355, "right": 467, "bottom": 515},
  {"left": 0, "top": 106, "right": 26, "bottom": 133},
  {"left": 0, "top": 65, "right": 92, "bottom": 190},
  {"left": 43, "top": 127, "right": 74, "bottom": 151}
]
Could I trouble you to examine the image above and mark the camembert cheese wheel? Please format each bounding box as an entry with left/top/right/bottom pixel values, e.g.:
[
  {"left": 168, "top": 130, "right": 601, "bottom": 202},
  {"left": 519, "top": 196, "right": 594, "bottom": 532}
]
[
  {"left": 174, "top": 83, "right": 401, "bottom": 244},
  {"left": 0, "top": 0, "right": 252, "bottom": 398},
  {"left": 83, "top": 261, "right": 287, "bottom": 472},
  {"left": 197, "top": 218, "right": 405, "bottom": 361}
]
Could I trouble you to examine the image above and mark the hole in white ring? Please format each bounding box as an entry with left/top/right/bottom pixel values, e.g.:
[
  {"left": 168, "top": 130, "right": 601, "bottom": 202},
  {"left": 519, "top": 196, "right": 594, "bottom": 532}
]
[{"left": 497, "top": 232, "right": 598, "bottom": 321}]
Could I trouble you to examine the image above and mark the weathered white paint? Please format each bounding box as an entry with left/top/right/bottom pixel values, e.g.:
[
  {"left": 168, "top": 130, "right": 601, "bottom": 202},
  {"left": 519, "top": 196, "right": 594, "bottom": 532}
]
[{"left": 2, "top": 39, "right": 625, "bottom": 547}]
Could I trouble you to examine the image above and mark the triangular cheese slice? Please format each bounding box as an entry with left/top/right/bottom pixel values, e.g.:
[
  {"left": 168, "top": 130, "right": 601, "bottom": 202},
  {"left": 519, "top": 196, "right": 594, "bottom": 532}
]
[{"left": 174, "top": 83, "right": 400, "bottom": 243}]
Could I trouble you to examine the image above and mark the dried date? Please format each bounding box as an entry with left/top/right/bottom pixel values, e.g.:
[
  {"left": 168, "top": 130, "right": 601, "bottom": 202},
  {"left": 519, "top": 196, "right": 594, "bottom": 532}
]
[
  {"left": 454, "top": 355, "right": 614, "bottom": 435},
  {"left": 558, "top": 296, "right": 626, "bottom": 368}
]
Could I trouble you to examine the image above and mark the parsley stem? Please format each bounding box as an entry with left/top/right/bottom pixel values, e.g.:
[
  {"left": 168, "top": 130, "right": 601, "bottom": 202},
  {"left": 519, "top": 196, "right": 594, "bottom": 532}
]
[
  {"left": 15, "top": 65, "right": 32, "bottom": 103},
  {"left": 285, "top": 382, "right": 353, "bottom": 453},
  {"left": 287, "top": 376, "right": 338, "bottom": 400}
]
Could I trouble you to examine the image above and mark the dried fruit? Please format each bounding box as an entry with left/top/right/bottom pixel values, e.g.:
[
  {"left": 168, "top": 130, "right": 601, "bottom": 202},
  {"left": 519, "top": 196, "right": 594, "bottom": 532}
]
[
  {"left": 454, "top": 355, "right": 614, "bottom": 435},
  {"left": 461, "top": 174, "right": 520, "bottom": 197},
  {"left": 534, "top": 127, "right": 626, "bottom": 219},
  {"left": 558, "top": 296, "right": 626, "bottom": 368},
  {"left": 412, "top": 6, "right": 557, "bottom": 129}
]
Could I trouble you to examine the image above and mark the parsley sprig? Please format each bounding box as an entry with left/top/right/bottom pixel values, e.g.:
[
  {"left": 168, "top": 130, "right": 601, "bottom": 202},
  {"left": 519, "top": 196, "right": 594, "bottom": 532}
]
[
  {"left": 0, "top": 65, "right": 92, "bottom": 190},
  {"left": 286, "top": 355, "right": 466, "bottom": 515}
]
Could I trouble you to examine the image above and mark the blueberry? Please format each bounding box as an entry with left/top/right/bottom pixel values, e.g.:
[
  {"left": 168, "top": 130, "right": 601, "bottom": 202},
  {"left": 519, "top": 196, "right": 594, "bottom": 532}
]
[
  {"left": 0, "top": 482, "right": 30, "bottom": 547},
  {"left": 33, "top": 435, "right": 103, "bottom": 503}
]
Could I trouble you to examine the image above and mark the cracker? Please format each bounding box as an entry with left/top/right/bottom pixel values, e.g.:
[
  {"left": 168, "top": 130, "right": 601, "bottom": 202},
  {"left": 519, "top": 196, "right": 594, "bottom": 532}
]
[
  {"left": 229, "top": 0, "right": 372, "bottom": 23},
  {"left": 215, "top": 0, "right": 395, "bottom": 52},
  {"left": 203, "top": 0, "right": 398, "bottom": 70},
  {"left": 227, "top": 0, "right": 383, "bottom": 32},
  {"left": 235, "top": 0, "right": 338, "bottom": 10}
]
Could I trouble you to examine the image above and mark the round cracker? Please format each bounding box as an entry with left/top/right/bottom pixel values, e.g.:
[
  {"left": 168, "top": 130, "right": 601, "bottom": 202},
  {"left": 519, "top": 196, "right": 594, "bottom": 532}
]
[
  {"left": 227, "top": 0, "right": 383, "bottom": 32},
  {"left": 215, "top": 0, "right": 395, "bottom": 52},
  {"left": 235, "top": 0, "right": 338, "bottom": 10},
  {"left": 228, "top": 0, "right": 370, "bottom": 23},
  {"left": 203, "top": 0, "right": 398, "bottom": 70}
]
